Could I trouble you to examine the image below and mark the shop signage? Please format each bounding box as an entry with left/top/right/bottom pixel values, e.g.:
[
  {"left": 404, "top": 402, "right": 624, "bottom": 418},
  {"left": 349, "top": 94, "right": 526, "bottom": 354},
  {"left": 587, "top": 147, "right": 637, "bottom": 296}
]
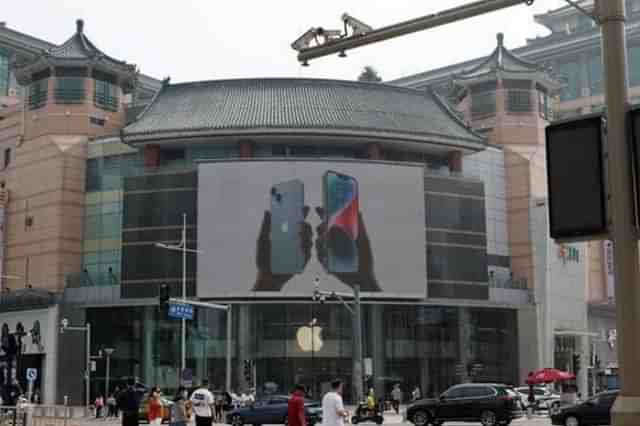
[
  {"left": 558, "top": 244, "right": 580, "bottom": 264},
  {"left": 603, "top": 240, "right": 615, "bottom": 300}
]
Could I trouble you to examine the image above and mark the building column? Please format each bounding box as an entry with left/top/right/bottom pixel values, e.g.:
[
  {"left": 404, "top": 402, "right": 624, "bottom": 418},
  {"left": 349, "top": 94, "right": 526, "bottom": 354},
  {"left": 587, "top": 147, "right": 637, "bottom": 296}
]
[
  {"left": 237, "top": 305, "right": 252, "bottom": 392},
  {"left": 448, "top": 151, "right": 463, "bottom": 175},
  {"left": 142, "top": 307, "right": 155, "bottom": 386},
  {"left": 239, "top": 141, "right": 253, "bottom": 158},
  {"left": 143, "top": 144, "right": 161, "bottom": 171},
  {"left": 578, "top": 336, "right": 590, "bottom": 399},
  {"left": 458, "top": 308, "right": 472, "bottom": 383},
  {"left": 367, "top": 143, "right": 382, "bottom": 160},
  {"left": 369, "top": 305, "right": 386, "bottom": 398}
]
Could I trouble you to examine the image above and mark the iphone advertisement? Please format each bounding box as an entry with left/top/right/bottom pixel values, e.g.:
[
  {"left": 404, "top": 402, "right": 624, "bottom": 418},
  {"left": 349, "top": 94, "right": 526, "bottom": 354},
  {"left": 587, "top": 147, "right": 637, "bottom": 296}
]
[{"left": 197, "top": 160, "right": 427, "bottom": 298}]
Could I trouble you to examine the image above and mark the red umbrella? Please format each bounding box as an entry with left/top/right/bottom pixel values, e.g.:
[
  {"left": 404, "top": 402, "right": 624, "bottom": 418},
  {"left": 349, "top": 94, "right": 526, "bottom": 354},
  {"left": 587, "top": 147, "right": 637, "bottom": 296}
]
[{"left": 526, "top": 368, "right": 575, "bottom": 384}]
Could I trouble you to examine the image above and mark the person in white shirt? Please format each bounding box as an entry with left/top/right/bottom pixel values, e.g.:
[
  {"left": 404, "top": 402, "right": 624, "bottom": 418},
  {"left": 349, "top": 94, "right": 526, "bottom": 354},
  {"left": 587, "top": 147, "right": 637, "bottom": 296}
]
[
  {"left": 190, "top": 380, "right": 215, "bottom": 426},
  {"left": 322, "top": 380, "right": 348, "bottom": 426}
]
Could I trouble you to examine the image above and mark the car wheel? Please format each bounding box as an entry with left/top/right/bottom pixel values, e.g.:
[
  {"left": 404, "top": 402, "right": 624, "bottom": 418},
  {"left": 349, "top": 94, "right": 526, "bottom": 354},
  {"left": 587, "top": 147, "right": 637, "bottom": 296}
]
[
  {"left": 564, "top": 416, "right": 580, "bottom": 426},
  {"left": 480, "top": 410, "right": 497, "bottom": 426},
  {"left": 375, "top": 415, "right": 383, "bottom": 425},
  {"left": 411, "top": 410, "right": 430, "bottom": 426},
  {"left": 351, "top": 416, "right": 359, "bottom": 424},
  {"left": 283, "top": 416, "right": 288, "bottom": 426},
  {"left": 231, "top": 414, "right": 244, "bottom": 426}
]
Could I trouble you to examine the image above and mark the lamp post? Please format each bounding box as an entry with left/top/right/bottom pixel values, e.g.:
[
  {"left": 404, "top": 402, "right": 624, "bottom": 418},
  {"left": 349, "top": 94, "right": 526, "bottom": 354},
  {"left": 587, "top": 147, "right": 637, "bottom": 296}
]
[
  {"left": 154, "top": 213, "right": 201, "bottom": 379},
  {"left": 312, "top": 278, "right": 364, "bottom": 402},
  {"left": 104, "top": 348, "right": 114, "bottom": 399}
]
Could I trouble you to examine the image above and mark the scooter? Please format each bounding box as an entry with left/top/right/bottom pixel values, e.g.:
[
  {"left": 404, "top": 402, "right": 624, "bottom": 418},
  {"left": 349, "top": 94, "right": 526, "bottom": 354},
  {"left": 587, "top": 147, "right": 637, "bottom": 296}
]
[{"left": 351, "top": 401, "right": 383, "bottom": 425}]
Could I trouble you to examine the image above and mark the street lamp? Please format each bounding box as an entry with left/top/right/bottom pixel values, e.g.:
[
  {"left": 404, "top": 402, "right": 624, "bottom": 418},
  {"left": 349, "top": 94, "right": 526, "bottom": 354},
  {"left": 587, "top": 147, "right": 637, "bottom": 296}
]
[
  {"left": 312, "top": 278, "right": 364, "bottom": 402},
  {"left": 104, "top": 348, "right": 115, "bottom": 399},
  {"left": 154, "top": 213, "right": 202, "bottom": 378}
]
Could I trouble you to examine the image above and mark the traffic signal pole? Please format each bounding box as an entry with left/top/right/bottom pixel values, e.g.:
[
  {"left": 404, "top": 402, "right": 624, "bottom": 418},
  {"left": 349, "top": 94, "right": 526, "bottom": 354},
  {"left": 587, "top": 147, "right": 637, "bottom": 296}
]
[{"left": 596, "top": 1, "right": 640, "bottom": 424}]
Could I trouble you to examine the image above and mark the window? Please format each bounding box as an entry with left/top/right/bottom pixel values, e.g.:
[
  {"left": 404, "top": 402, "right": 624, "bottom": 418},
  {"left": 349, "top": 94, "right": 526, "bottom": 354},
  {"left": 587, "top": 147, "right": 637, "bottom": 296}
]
[
  {"left": 557, "top": 61, "right": 580, "bottom": 101},
  {"left": 443, "top": 386, "right": 466, "bottom": 399},
  {"left": 471, "top": 91, "right": 496, "bottom": 118},
  {"left": 0, "top": 53, "right": 8, "bottom": 96},
  {"left": 629, "top": 46, "right": 640, "bottom": 87},
  {"left": 93, "top": 70, "right": 119, "bottom": 111},
  {"left": 28, "top": 69, "right": 50, "bottom": 110},
  {"left": 506, "top": 90, "right": 532, "bottom": 112},
  {"left": 465, "top": 386, "right": 494, "bottom": 398},
  {"left": 589, "top": 54, "right": 603, "bottom": 96},
  {"left": 3, "top": 148, "right": 10, "bottom": 169},
  {"left": 54, "top": 67, "right": 86, "bottom": 104}
]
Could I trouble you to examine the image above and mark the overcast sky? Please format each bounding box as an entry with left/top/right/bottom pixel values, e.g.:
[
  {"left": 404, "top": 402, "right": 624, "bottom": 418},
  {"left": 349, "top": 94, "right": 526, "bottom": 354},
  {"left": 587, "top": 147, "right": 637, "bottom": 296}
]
[{"left": 5, "top": 0, "right": 567, "bottom": 83}]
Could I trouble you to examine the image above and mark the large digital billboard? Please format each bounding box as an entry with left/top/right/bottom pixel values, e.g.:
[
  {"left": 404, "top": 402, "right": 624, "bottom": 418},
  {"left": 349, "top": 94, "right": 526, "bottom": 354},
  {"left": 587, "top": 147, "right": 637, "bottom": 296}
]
[{"left": 197, "top": 160, "right": 427, "bottom": 298}]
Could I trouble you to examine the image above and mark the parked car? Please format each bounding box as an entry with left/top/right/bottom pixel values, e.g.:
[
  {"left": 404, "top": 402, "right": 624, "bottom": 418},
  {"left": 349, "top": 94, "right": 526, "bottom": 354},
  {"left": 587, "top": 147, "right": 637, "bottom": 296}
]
[
  {"left": 550, "top": 390, "right": 618, "bottom": 426},
  {"left": 226, "top": 395, "right": 321, "bottom": 426},
  {"left": 138, "top": 395, "right": 173, "bottom": 424},
  {"left": 406, "top": 383, "right": 524, "bottom": 426},
  {"left": 514, "top": 386, "right": 561, "bottom": 410}
]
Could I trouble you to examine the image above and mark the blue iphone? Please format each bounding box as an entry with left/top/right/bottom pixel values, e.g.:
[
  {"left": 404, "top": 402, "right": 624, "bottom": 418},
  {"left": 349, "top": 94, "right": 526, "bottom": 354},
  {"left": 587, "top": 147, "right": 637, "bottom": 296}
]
[{"left": 270, "top": 179, "right": 305, "bottom": 275}]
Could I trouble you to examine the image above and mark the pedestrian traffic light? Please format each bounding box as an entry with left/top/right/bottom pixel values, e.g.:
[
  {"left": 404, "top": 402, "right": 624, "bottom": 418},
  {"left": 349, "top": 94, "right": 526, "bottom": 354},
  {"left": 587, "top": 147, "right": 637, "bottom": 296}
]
[
  {"left": 573, "top": 353, "right": 581, "bottom": 374},
  {"left": 159, "top": 284, "right": 170, "bottom": 309}
]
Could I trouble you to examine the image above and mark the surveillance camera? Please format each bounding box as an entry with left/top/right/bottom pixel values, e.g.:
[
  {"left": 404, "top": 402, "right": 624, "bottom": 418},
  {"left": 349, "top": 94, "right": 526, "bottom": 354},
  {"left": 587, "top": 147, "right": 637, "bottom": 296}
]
[
  {"left": 319, "top": 295, "right": 326, "bottom": 304},
  {"left": 61, "top": 318, "right": 69, "bottom": 329},
  {"left": 341, "top": 13, "right": 373, "bottom": 36},
  {"left": 291, "top": 28, "right": 319, "bottom": 52}
]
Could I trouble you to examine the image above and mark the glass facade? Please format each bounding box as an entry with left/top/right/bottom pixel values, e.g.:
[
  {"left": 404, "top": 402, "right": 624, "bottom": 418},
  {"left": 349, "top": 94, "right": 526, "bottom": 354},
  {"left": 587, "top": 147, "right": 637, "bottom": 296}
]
[
  {"left": 0, "top": 51, "right": 8, "bottom": 96},
  {"left": 86, "top": 304, "right": 518, "bottom": 403}
]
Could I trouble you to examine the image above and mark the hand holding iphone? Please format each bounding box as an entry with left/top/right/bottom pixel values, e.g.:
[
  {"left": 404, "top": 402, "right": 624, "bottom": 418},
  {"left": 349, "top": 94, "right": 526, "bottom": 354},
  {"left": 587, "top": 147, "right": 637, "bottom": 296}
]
[
  {"left": 270, "top": 179, "right": 305, "bottom": 274},
  {"left": 323, "top": 171, "right": 359, "bottom": 273}
]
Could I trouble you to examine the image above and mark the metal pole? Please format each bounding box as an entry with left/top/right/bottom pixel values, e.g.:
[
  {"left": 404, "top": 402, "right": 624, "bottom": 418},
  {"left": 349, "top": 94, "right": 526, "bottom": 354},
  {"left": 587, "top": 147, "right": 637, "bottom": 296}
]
[
  {"left": 311, "top": 306, "right": 315, "bottom": 399},
  {"left": 181, "top": 213, "right": 187, "bottom": 377},
  {"left": 297, "top": 0, "right": 532, "bottom": 63},
  {"left": 226, "top": 304, "right": 232, "bottom": 391},
  {"left": 597, "top": 1, "right": 640, "bottom": 423},
  {"left": 86, "top": 323, "right": 91, "bottom": 409},
  {"left": 353, "top": 284, "right": 363, "bottom": 403},
  {"left": 105, "top": 354, "right": 110, "bottom": 401}
]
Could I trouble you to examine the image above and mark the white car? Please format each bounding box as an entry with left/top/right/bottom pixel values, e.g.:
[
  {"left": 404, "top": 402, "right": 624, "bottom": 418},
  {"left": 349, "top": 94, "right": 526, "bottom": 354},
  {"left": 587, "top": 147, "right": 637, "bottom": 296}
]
[{"left": 515, "top": 386, "right": 561, "bottom": 410}]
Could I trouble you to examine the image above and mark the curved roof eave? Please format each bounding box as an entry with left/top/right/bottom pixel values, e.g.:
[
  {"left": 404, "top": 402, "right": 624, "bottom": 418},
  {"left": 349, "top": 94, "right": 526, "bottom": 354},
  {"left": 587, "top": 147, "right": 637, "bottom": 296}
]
[{"left": 121, "top": 127, "right": 486, "bottom": 152}]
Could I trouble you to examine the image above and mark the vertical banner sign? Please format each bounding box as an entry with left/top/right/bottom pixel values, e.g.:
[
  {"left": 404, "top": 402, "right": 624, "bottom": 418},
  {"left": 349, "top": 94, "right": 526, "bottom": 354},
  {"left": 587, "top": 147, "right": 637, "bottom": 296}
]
[{"left": 603, "top": 240, "right": 615, "bottom": 300}]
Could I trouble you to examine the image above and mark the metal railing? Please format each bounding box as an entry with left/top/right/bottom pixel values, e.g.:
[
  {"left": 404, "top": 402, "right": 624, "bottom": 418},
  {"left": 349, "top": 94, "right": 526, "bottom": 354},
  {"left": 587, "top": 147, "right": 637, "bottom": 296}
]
[{"left": 488, "top": 275, "right": 528, "bottom": 290}]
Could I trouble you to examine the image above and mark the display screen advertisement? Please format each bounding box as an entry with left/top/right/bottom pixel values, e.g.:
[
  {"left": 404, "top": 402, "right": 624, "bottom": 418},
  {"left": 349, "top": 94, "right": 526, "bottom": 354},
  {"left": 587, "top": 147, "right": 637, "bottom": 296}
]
[{"left": 197, "top": 160, "right": 427, "bottom": 298}]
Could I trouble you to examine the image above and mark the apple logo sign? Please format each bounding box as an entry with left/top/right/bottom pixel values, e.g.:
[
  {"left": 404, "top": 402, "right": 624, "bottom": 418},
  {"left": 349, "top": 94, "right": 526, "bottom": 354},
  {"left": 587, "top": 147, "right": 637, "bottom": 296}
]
[{"left": 296, "top": 325, "right": 323, "bottom": 352}]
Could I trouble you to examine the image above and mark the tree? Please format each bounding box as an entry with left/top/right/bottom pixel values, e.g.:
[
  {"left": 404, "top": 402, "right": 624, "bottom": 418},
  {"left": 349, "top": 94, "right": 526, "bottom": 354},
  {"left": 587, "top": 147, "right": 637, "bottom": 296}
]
[{"left": 358, "top": 66, "right": 382, "bottom": 82}]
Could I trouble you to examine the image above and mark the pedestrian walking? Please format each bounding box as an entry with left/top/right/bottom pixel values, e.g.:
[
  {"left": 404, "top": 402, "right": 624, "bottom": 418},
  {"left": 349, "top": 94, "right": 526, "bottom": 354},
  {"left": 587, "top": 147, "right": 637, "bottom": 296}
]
[
  {"left": 117, "top": 378, "right": 142, "bottom": 426},
  {"left": 148, "top": 387, "right": 163, "bottom": 426},
  {"left": 171, "top": 386, "right": 191, "bottom": 426},
  {"left": 190, "top": 380, "right": 215, "bottom": 426},
  {"left": 95, "top": 395, "right": 105, "bottom": 419},
  {"left": 288, "top": 385, "right": 306, "bottom": 426},
  {"left": 113, "top": 387, "right": 121, "bottom": 418},
  {"left": 214, "top": 392, "right": 225, "bottom": 423},
  {"left": 390, "top": 384, "right": 402, "bottom": 414},
  {"left": 107, "top": 394, "right": 117, "bottom": 418},
  {"left": 321, "top": 379, "right": 348, "bottom": 426}
]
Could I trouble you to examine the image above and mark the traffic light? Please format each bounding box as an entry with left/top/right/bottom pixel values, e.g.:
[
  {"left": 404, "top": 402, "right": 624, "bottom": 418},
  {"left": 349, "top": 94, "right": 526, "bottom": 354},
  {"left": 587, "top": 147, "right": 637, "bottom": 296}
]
[
  {"left": 244, "top": 359, "right": 253, "bottom": 385},
  {"left": 159, "top": 284, "right": 170, "bottom": 310},
  {"left": 573, "top": 353, "right": 581, "bottom": 374}
]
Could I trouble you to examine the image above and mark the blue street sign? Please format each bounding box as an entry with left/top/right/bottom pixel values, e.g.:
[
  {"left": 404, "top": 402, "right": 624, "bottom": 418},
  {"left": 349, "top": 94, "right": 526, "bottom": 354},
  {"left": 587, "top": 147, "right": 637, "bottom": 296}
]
[
  {"left": 168, "top": 303, "right": 194, "bottom": 320},
  {"left": 26, "top": 368, "right": 37, "bottom": 381}
]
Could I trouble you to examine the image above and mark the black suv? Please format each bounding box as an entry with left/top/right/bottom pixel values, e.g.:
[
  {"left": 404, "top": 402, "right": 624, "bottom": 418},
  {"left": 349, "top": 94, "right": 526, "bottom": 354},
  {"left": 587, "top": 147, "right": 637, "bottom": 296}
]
[
  {"left": 550, "top": 390, "right": 618, "bottom": 426},
  {"left": 406, "top": 383, "right": 524, "bottom": 426}
]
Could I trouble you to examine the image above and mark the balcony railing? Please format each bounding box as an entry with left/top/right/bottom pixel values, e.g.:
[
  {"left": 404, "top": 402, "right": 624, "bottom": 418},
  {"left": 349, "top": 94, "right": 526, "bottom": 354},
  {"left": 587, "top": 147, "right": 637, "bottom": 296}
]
[{"left": 489, "top": 275, "right": 528, "bottom": 290}]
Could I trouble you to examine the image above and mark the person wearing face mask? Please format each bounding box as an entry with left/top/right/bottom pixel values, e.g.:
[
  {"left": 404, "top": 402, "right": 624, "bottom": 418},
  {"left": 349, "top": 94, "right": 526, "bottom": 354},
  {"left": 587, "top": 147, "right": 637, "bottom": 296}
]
[{"left": 171, "top": 387, "right": 191, "bottom": 426}]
